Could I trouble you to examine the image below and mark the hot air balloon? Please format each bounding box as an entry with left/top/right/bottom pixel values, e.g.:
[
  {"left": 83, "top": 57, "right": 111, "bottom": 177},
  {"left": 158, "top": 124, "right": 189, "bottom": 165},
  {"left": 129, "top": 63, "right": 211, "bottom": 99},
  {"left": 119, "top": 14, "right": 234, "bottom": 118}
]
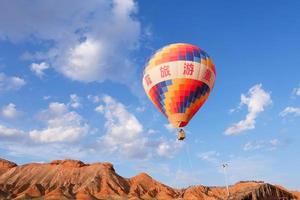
[{"left": 142, "top": 43, "right": 216, "bottom": 140}]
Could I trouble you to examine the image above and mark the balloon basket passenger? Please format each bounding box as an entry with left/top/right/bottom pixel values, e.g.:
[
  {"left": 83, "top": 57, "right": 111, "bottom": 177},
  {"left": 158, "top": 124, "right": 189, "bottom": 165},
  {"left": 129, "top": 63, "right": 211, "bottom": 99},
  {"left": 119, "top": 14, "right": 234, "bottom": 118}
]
[{"left": 177, "top": 129, "right": 185, "bottom": 141}]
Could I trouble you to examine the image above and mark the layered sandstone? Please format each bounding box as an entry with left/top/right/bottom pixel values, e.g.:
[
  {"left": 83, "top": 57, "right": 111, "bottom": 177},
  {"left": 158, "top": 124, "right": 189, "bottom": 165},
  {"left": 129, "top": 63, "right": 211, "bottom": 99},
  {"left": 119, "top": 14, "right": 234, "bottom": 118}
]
[{"left": 0, "top": 158, "right": 297, "bottom": 200}]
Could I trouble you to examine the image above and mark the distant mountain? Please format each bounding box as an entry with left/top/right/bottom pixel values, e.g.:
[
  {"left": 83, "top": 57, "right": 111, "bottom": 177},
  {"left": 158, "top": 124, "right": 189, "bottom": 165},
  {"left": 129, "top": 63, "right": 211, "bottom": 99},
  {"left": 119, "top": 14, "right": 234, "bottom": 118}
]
[{"left": 0, "top": 158, "right": 298, "bottom": 200}]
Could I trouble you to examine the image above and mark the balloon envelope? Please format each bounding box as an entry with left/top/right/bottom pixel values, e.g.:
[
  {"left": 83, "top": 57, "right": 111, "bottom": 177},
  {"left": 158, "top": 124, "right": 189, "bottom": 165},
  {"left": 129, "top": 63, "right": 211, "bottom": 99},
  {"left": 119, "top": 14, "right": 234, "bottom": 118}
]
[{"left": 143, "top": 43, "right": 216, "bottom": 128}]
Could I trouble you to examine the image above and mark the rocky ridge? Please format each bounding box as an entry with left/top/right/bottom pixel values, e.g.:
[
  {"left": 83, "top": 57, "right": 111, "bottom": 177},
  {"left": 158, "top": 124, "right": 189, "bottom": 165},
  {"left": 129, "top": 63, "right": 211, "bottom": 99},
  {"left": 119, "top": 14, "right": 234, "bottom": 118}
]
[{"left": 0, "top": 158, "right": 298, "bottom": 200}]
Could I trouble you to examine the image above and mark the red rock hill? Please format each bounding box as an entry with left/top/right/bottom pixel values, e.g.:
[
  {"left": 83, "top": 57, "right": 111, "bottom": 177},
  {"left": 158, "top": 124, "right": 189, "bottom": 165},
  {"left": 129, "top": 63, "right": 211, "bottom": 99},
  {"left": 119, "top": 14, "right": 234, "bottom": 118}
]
[{"left": 0, "top": 158, "right": 297, "bottom": 200}]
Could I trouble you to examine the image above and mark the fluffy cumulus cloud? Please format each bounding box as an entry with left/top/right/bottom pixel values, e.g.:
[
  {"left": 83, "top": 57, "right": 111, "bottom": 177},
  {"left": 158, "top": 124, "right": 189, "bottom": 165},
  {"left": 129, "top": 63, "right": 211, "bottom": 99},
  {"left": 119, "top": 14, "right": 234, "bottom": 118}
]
[
  {"left": 95, "top": 95, "right": 146, "bottom": 158},
  {"left": 0, "top": 100, "right": 90, "bottom": 160},
  {"left": 157, "top": 141, "right": 181, "bottom": 158},
  {"left": 0, "top": 0, "right": 141, "bottom": 86},
  {"left": 0, "top": 73, "right": 26, "bottom": 91},
  {"left": 0, "top": 94, "right": 181, "bottom": 160},
  {"left": 225, "top": 84, "right": 272, "bottom": 135},
  {"left": 30, "top": 62, "right": 49, "bottom": 77},
  {"left": 0, "top": 124, "right": 24, "bottom": 138},
  {"left": 95, "top": 95, "right": 181, "bottom": 159},
  {"left": 96, "top": 95, "right": 143, "bottom": 143},
  {"left": 0, "top": 101, "right": 88, "bottom": 143},
  {"left": 1, "top": 103, "right": 21, "bottom": 119},
  {"left": 60, "top": 38, "right": 103, "bottom": 82},
  {"left": 280, "top": 107, "right": 300, "bottom": 117},
  {"left": 29, "top": 102, "right": 89, "bottom": 143}
]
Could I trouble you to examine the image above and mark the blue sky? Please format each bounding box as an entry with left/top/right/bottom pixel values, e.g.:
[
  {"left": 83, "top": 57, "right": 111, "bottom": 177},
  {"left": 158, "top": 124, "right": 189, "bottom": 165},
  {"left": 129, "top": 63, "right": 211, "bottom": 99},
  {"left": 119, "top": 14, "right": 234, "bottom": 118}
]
[{"left": 0, "top": 0, "right": 300, "bottom": 190}]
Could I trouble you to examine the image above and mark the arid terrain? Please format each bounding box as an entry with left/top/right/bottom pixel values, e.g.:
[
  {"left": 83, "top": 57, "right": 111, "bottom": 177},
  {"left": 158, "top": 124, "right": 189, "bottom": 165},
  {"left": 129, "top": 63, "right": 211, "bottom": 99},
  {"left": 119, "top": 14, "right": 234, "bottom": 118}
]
[{"left": 0, "top": 158, "right": 298, "bottom": 200}]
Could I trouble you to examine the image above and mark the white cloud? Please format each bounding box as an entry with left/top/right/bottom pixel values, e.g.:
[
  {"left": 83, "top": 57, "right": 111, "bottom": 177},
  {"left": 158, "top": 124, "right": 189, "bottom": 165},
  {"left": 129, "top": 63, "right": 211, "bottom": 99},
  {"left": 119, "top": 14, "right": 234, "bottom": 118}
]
[
  {"left": 48, "top": 102, "right": 67, "bottom": 113},
  {"left": 96, "top": 95, "right": 181, "bottom": 159},
  {"left": 1, "top": 0, "right": 141, "bottom": 87},
  {"left": 157, "top": 141, "right": 181, "bottom": 158},
  {"left": 0, "top": 73, "right": 26, "bottom": 91},
  {"left": 95, "top": 105, "right": 105, "bottom": 113},
  {"left": 229, "top": 108, "right": 237, "bottom": 114},
  {"left": 30, "top": 62, "right": 49, "bottom": 77},
  {"left": 1, "top": 103, "right": 21, "bottom": 119},
  {"left": 0, "top": 124, "right": 24, "bottom": 138},
  {"left": 136, "top": 106, "right": 145, "bottom": 113},
  {"left": 0, "top": 123, "right": 93, "bottom": 161},
  {"left": 87, "top": 95, "right": 101, "bottom": 103},
  {"left": 43, "top": 96, "right": 51, "bottom": 100},
  {"left": 293, "top": 87, "right": 300, "bottom": 96},
  {"left": 99, "top": 95, "right": 143, "bottom": 141},
  {"left": 0, "top": 93, "right": 182, "bottom": 161},
  {"left": 5, "top": 143, "right": 90, "bottom": 160},
  {"left": 29, "top": 102, "right": 88, "bottom": 143},
  {"left": 96, "top": 95, "right": 145, "bottom": 157},
  {"left": 0, "top": 101, "right": 88, "bottom": 143},
  {"left": 147, "top": 129, "right": 158, "bottom": 134},
  {"left": 269, "top": 139, "right": 280, "bottom": 146},
  {"left": 59, "top": 38, "right": 103, "bottom": 82},
  {"left": 225, "top": 84, "right": 272, "bottom": 135},
  {"left": 280, "top": 106, "right": 300, "bottom": 117},
  {"left": 69, "top": 94, "right": 81, "bottom": 109},
  {"left": 164, "top": 123, "right": 177, "bottom": 133},
  {"left": 243, "top": 139, "right": 280, "bottom": 151},
  {"left": 243, "top": 141, "right": 262, "bottom": 151},
  {"left": 0, "top": 100, "right": 91, "bottom": 160},
  {"left": 198, "top": 151, "right": 220, "bottom": 163}
]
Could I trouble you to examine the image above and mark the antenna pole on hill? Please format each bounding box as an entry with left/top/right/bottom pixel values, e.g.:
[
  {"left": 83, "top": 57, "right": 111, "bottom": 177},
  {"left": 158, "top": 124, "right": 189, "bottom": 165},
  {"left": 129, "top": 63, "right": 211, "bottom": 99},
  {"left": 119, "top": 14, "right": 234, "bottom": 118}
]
[{"left": 222, "top": 163, "right": 230, "bottom": 198}]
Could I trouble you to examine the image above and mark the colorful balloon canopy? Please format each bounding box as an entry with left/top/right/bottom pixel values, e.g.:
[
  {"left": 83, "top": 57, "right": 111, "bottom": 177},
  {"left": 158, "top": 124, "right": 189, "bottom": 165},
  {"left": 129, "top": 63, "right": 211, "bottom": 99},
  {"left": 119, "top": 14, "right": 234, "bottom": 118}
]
[{"left": 142, "top": 43, "right": 216, "bottom": 128}]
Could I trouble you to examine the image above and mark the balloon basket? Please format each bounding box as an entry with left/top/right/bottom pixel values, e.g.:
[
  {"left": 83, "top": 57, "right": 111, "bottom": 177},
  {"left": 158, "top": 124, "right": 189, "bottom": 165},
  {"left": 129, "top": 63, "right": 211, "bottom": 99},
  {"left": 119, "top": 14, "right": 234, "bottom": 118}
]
[{"left": 177, "top": 129, "right": 185, "bottom": 141}]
